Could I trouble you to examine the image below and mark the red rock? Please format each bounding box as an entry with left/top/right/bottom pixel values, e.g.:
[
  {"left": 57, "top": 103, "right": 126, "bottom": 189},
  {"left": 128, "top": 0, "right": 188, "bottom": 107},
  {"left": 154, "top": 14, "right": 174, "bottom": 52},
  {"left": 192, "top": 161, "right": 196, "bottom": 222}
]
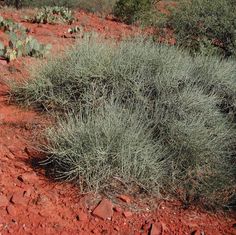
[
  {"left": 117, "top": 195, "right": 131, "bottom": 204},
  {"left": 160, "top": 222, "right": 168, "bottom": 233},
  {"left": 6, "top": 204, "right": 17, "bottom": 217},
  {"left": 192, "top": 230, "right": 202, "bottom": 235},
  {"left": 23, "top": 188, "right": 32, "bottom": 198},
  {"left": 8, "top": 146, "right": 21, "bottom": 156},
  {"left": 0, "top": 195, "right": 9, "bottom": 207},
  {"left": 76, "top": 211, "right": 88, "bottom": 221},
  {"left": 123, "top": 211, "right": 133, "bottom": 218},
  {"left": 34, "top": 194, "right": 49, "bottom": 206},
  {"left": 105, "top": 15, "right": 114, "bottom": 21},
  {"left": 113, "top": 206, "right": 122, "bottom": 213},
  {"left": 17, "top": 172, "right": 37, "bottom": 183},
  {"left": 150, "top": 223, "right": 162, "bottom": 235},
  {"left": 101, "top": 229, "right": 108, "bottom": 234},
  {"left": 0, "top": 57, "right": 7, "bottom": 65},
  {"left": 142, "top": 221, "right": 152, "bottom": 231},
  {"left": 11, "top": 192, "right": 27, "bottom": 206},
  {"left": 38, "top": 208, "right": 53, "bottom": 218},
  {"left": 91, "top": 228, "right": 100, "bottom": 234},
  {"left": 92, "top": 198, "right": 113, "bottom": 220}
]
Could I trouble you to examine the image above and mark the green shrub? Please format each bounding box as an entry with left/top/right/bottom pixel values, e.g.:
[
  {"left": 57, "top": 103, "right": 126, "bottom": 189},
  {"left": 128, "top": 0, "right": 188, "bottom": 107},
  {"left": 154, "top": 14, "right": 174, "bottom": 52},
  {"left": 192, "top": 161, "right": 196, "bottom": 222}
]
[
  {"left": 11, "top": 35, "right": 236, "bottom": 208},
  {"left": 114, "top": 0, "right": 155, "bottom": 24},
  {"left": 157, "top": 0, "right": 236, "bottom": 58}
]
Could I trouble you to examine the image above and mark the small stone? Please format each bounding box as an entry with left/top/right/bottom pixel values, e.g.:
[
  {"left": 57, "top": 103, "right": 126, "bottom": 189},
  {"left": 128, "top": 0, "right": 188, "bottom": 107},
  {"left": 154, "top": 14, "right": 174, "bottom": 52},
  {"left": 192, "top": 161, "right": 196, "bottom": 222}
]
[
  {"left": 150, "top": 223, "right": 162, "bottom": 235},
  {"left": 6, "top": 204, "right": 17, "bottom": 217},
  {"left": 34, "top": 194, "right": 49, "bottom": 206},
  {"left": 191, "top": 230, "right": 202, "bottom": 235},
  {"left": 91, "top": 228, "right": 100, "bottom": 234},
  {"left": 17, "top": 172, "right": 37, "bottom": 184},
  {"left": 23, "top": 189, "right": 32, "bottom": 198},
  {"left": 0, "top": 57, "right": 7, "bottom": 65},
  {"left": 11, "top": 192, "right": 27, "bottom": 206},
  {"left": 117, "top": 195, "right": 131, "bottom": 204},
  {"left": 113, "top": 206, "right": 122, "bottom": 213},
  {"left": 38, "top": 208, "right": 53, "bottom": 218},
  {"left": 142, "top": 221, "right": 152, "bottom": 232},
  {"left": 123, "top": 211, "right": 133, "bottom": 218},
  {"left": 0, "top": 195, "right": 9, "bottom": 207},
  {"left": 101, "top": 229, "right": 108, "bottom": 234},
  {"left": 105, "top": 15, "right": 113, "bottom": 21},
  {"left": 92, "top": 198, "right": 113, "bottom": 220},
  {"left": 76, "top": 211, "right": 88, "bottom": 221},
  {"left": 24, "top": 147, "right": 37, "bottom": 157}
]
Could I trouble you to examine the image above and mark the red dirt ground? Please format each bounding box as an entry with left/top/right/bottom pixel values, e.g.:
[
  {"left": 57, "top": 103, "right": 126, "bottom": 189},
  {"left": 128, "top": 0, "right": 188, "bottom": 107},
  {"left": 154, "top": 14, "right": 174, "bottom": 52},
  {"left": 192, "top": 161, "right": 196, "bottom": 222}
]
[{"left": 0, "top": 7, "right": 235, "bottom": 235}]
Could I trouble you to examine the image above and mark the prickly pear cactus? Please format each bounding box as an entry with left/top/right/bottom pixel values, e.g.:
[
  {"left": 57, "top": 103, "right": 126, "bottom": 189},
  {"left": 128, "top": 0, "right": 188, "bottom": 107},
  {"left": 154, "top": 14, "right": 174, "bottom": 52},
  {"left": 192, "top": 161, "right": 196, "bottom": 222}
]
[
  {"left": 0, "top": 41, "right": 5, "bottom": 57},
  {"left": 29, "top": 6, "right": 75, "bottom": 24},
  {"left": 0, "top": 16, "right": 27, "bottom": 33},
  {"left": 0, "top": 16, "right": 51, "bottom": 61},
  {"left": 4, "top": 47, "right": 17, "bottom": 61}
]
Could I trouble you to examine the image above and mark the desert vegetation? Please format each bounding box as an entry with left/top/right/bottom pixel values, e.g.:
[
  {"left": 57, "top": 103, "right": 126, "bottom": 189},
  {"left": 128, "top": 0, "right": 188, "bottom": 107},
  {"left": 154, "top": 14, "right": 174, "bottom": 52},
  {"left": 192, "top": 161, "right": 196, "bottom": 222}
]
[
  {"left": 0, "top": 1, "right": 236, "bottom": 234},
  {"left": 156, "top": 0, "right": 236, "bottom": 58},
  {"left": 1, "top": 0, "right": 235, "bottom": 210},
  {"left": 27, "top": 6, "right": 75, "bottom": 24},
  {"left": 0, "top": 16, "right": 51, "bottom": 61},
  {"left": 11, "top": 34, "right": 236, "bottom": 208}
]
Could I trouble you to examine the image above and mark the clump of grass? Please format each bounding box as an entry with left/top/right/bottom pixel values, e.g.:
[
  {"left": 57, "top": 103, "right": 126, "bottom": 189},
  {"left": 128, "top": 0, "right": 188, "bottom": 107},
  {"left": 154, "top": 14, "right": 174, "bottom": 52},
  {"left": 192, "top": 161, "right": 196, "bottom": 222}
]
[
  {"left": 44, "top": 102, "right": 166, "bottom": 193},
  {"left": 11, "top": 34, "right": 236, "bottom": 208}
]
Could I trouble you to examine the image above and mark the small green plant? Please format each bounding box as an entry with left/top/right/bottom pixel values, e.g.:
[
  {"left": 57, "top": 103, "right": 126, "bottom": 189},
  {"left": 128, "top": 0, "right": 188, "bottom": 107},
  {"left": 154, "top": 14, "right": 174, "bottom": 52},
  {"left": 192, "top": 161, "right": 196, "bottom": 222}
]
[
  {"left": 29, "top": 6, "right": 75, "bottom": 24},
  {"left": 157, "top": 0, "right": 236, "bottom": 58}
]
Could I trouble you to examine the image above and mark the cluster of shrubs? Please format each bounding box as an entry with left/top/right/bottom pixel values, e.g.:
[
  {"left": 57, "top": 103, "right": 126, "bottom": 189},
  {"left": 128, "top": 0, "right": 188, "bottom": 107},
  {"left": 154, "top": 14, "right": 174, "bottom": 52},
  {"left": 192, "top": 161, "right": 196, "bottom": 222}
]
[
  {"left": 11, "top": 35, "right": 236, "bottom": 208},
  {"left": 6, "top": 0, "right": 236, "bottom": 210}
]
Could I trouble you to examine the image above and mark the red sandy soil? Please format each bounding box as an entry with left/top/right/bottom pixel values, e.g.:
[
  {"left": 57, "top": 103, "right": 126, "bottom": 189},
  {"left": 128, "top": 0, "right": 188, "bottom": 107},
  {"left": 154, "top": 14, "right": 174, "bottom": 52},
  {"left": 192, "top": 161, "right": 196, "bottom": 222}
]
[{"left": 0, "top": 7, "right": 235, "bottom": 235}]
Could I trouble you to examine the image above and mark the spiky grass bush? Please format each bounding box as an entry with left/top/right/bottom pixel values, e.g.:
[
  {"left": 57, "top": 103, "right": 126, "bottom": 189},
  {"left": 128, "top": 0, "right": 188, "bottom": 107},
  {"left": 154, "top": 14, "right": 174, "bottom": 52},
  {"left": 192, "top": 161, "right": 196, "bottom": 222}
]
[
  {"left": 44, "top": 102, "right": 166, "bottom": 193},
  {"left": 11, "top": 35, "right": 236, "bottom": 207}
]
